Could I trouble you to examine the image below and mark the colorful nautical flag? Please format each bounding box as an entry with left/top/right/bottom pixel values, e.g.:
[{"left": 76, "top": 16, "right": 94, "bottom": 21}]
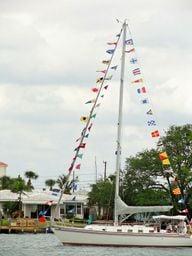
[
  {"left": 172, "top": 187, "right": 181, "bottom": 195},
  {"left": 125, "top": 39, "right": 133, "bottom": 45},
  {"left": 125, "top": 48, "right": 135, "bottom": 53},
  {"left": 77, "top": 154, "right": 83, "bottom": 159},
  {"left": 111, "top": 65, "right": 118, "bottom": 70},
  {"left": 96, "top": 77, "right": 104, "bottom": 83},
  {"left": 131, "top": 78, "right": 143, "bottom": 83},
  {"left": 159, "top": 151, "right": 170, "bottom": 165},
  {"left": 146, "top": 109, "right": 153, "bottom": 115},
  {"left": 91, "top": 113, "right": 96, "bottom": 119},
  {"left": 100, "top": 94, "right": 104, "bottom": 98},
  {"left": 162, "top": 159, "right": 170, "bottom": 165},
  {"left": 92, "top": 87, "right": 99, "bottom": 93},
  {"left": 105, "top": 75, "right": 112, "bottom": 80},
  {"left": 85, "top": 99, "right": 95, "bottom": 104},
  {"left": 80, "top": 116, "right": 88, "bottom": 123},
  {"left": 130, "top": 58, "right": 137, "bottom": 64},
  {"left": 79, "top": 143, "right": 86, "bottom": 148},
  {"left": 72, "top": 182, "right": 78, "bottom": 191},
  {"left": 76, "top": 137, "right": 81, "bottom": 142},
  {"left": 84, "top": 133, "right": 89, "bottom": 138},
  {"left": 137, "top": 87, "right": 146, "bottom": 94},
  {"left": 102, "top": 60, "right": 110, "bottom": 64},
  {"left": 147, "top": 120, "right": 156, "bottom": 126},
  {"left": 116, "top": 33, "right": 120, "bottom": 37},
  {"left": 104, "top": 85, "right": 109, "bottom": 90},
  {"left": 106, "top": 49, "right": 115, "bottom": 54},
  {"left": 159, "top": 152, "right": 168, "bottom": 161},
  {"left": 141, "top": 98, "right": 149, "bottom": 104},
  {"left": 151, "top": 130, "right": 160, "bottom": 138},
  {"left": 133, "top": 68, "right": 141, "bottom": 75},
  {"left": 75, "top": 164, "right": 81, "bottom": 170},
  {"left": 107, "top": 42, "right": 117, "bottom": 45},
  {"left": 95, "top": 103, "right": 101, "bottom": 108}
]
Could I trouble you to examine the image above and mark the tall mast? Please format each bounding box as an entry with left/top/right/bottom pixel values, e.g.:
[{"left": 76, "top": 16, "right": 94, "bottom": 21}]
[{"left": 114, "top": 21, "right": 127, "bottom": 225}]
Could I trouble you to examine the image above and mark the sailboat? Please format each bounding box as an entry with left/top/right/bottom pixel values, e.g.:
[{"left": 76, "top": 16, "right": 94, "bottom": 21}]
[{"left": 53, "top": 21, "right": 192, "bottom": 247}]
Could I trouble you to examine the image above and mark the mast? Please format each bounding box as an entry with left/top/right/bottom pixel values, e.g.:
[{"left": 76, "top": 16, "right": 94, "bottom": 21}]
[{"left": 114, "top": 21, "right": 127, "bottom": 225}]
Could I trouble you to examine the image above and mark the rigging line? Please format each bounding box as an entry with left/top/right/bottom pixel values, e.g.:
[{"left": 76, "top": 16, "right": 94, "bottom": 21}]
[
  {"left": 67, "top": 26, "right": 123, "bottom": 175},
  {"left": 127, "top": 24, "right": 173, "bottom": 160},
  {"left": 55, "top": 24, "right": 124, "bottom": 214},
  {"left": 126, "top": 23, "right": 178, "bottom": 203},
  {"left": 126, "top": 21, "right": 162, "bottom": 138}
]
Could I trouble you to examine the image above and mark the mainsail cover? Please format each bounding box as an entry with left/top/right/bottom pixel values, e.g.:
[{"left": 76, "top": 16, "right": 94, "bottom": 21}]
[{"left": 116, "top": 196, "right": 173, "bottom": 216}]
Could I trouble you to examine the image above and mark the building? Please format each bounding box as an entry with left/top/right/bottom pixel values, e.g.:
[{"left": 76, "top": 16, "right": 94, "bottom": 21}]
[
  {"left": 0, "top": 189, "right": 88, "bottom": 219},
  {"left": 0, "top": 162, "right": 8, "bottom": 178}
]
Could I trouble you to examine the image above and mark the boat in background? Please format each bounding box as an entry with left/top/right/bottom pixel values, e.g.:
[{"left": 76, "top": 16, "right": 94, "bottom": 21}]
[{"left": 53, "top": 20, "right": 192, "bottom": 247}]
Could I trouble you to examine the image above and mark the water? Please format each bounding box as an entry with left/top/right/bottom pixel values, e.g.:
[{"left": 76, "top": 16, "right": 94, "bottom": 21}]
[{"left": 0, "top": 234, "right": 192, "bottom": 256}]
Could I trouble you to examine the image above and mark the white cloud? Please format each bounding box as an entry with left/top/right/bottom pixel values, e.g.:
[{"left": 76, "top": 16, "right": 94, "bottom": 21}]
[{"left": 0, "top": 0, "right": 191, "bottom": 188}]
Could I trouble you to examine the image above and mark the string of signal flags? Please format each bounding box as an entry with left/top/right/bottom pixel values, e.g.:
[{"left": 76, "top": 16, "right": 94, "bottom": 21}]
[{"left": 66, "top": 25, "right": 181, "bottom": 198}]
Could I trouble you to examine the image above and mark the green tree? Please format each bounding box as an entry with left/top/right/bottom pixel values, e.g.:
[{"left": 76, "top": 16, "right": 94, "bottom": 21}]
[
  {"left": 3, "top": 201, "right": 19, "bottom": 218},
  {"left": 45, "top": 179, "right": 56, "bottom": 191},
  {"left": 122, "top": 124, "right": 192, "bottom": 216},
  {"left": 24, "top": 171, "right": 38, "bottom": 190},
  {"left": 56, "top": 174, "right": 73, "bottom": 194},
  {"left": 159, "top": 124, "right": 192, "bottom": 213},
  {"left": 0, "top": 176, "right": 12, "bottom": 190},
  {"left": 10, "top": 175, "right": 28, "bottom": 217},
  {"left": 88, "top": 175, "right": 115, "bottom": 219},
  {"left": 122, "top": 149, "right": 170, "bottom": 206},
  {"left": 55, "top": 174, "right": 75, "bottom": 219}
]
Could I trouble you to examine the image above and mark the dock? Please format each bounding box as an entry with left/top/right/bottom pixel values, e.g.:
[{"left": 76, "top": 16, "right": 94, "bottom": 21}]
[{"left": 0, "top": 218, "right": 50, "bottom": 233}]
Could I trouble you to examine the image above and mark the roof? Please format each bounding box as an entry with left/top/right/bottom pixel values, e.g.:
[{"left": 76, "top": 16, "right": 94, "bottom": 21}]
[
  {"left": 0, "top": 162, "right": 8, "bottom": 167},
  {"left": 0, "top": 189, "right": 87, "bottom": 205},
  {"left": 0, "top": 190, "right": 18, "bottom": 201}
]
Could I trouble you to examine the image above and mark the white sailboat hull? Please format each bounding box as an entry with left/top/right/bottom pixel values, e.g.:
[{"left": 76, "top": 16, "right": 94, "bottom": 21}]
[{"left": 53, "top": 227, "right": 192, "bottom": 247}]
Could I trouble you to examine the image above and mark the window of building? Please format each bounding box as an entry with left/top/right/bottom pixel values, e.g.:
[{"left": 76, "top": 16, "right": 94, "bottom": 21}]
[{"left": 77, "top": 203, "right": 82, "bottom": 215}]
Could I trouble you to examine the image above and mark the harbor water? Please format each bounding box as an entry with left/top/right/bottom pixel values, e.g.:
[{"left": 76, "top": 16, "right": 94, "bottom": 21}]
[{"left": 0, "top": 234, "right": 192, "bottom": 256}]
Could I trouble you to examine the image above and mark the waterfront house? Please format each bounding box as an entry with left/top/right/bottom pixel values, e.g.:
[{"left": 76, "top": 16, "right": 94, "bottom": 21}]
[{"left": 0, "top": 189, "right": 87, "bottom": 219}]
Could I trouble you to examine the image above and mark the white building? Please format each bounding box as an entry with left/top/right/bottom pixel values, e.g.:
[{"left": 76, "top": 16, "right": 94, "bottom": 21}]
[{"left": 0, "top": 189, "right": 88, "bottom": 219}]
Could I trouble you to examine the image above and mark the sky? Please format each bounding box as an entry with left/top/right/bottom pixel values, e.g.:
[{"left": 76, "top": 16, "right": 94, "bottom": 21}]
[{"left": 0, "top": 0, "right": 191, "bottom": 190}]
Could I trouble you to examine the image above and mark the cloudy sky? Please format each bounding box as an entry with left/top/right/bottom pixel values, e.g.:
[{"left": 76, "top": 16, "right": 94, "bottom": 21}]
[{"left": 0, "top": 0, "right": 191, "bottom": 189}]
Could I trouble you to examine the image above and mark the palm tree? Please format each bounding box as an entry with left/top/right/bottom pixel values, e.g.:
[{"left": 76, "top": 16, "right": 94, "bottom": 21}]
[
  {"left": 56, "top": 174, "right": 73, "bottom": 194},
  {"left": 24, "top": 171, "right": 38, "bottom": 190},
  {"left": 10, "top": 175, "right": 28, "bottom": 217},
  {"left": 45, "top": 179, "right": 56, "bottom": 191}
]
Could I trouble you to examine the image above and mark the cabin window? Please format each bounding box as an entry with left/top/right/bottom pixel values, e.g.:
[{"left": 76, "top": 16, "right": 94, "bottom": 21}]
[
  {"left": 117, "top": 229, "right": 122, "bottom": 232},
  {"left": 127, "top": 229, "right": 133, "bottom": 233},
  {"left": 138, "top": 229, "right": 143, "bottom": 233}
]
